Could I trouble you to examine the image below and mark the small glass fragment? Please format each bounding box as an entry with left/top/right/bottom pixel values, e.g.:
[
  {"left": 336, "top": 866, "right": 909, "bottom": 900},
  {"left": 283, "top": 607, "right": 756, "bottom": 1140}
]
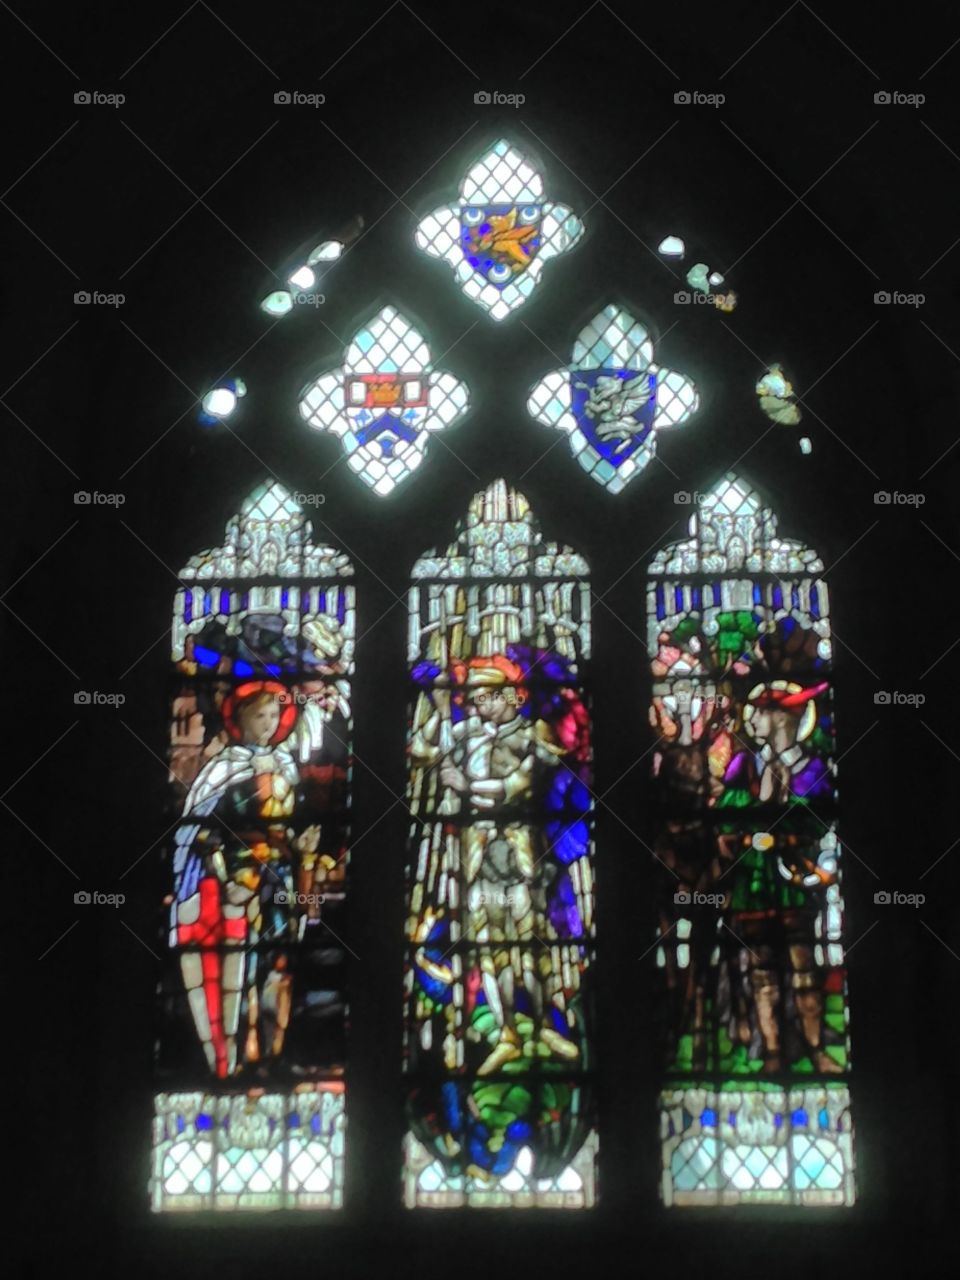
[
  {"left": 686, "top": 263, "right": 710, "bottom": 294},
  {"left": 261, "top": 290, "right": 293, "bottom": 317},
  {"left": 756, "top": 363, "right": 801, "bottom": 425},
  {"left": 288, "top": 265, "right": 316, "bottom": 290},
  {"left": 307, "top": 240, "right": 344, "bottom": 265},
  {"left": 199, "top": 378, "right": 246, "bottom": 425},
  {"left": 713, "top": 290, "right": 737, "bottom": 313}
]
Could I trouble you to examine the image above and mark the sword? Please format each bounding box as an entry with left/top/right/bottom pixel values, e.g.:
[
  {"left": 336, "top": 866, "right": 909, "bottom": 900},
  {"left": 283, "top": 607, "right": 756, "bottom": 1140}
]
[{"left": 437, "top": 589, "right": 457, "bottom": 815}]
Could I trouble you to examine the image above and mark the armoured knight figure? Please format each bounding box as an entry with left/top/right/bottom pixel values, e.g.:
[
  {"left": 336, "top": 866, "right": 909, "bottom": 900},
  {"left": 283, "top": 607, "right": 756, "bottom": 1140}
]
[{"left": 171, "top": 680, "right": 322, "bottom": 1078}]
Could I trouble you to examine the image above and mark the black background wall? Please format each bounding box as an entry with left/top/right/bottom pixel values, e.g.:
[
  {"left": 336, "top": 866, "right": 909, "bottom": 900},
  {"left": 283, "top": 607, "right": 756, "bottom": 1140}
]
[{"left": 5, "top": 2, "right": 959, "bottom": 1274}]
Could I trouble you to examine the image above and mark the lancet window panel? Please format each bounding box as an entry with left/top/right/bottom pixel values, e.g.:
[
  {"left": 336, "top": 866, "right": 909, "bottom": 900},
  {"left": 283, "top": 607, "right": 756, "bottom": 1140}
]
[
  {"left": 647, "top": 475, "right": 855, "bottom": 1208},
  {"left": 152, "top": 482, "right": 354, "bottom": 1213},
  {"left": 403, "top": 481, "right": 598, "bottom": 1209}
]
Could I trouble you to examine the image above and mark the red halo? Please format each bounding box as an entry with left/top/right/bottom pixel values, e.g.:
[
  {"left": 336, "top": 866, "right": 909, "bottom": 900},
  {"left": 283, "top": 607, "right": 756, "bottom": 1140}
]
[{"left": 222, "top": 680, "right": 297, "bottom": 745}]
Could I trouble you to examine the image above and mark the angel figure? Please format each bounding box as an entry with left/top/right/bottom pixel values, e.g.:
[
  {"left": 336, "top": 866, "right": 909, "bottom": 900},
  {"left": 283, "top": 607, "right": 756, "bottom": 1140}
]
[{"left": 410, "top": 655, "right": 584, "bottom": 1076}]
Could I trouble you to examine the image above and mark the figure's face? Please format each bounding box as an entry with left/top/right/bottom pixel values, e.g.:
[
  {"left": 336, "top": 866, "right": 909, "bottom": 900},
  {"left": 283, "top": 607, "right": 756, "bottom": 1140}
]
[
  {"left": 470, "top": 686, "right": 518, "bottom": 724},
  {"left": 308, "top": 683, "right": 338, "bottom": 713},
  {"left": 749, "top": 706, "right": 794, "bottom": 751},
  {"left": 238, "top": 697, "right": 281, "bottom": 746}
]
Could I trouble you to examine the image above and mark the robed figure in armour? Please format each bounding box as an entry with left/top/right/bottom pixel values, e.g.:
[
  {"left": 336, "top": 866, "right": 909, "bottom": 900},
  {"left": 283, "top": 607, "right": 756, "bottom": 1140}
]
[{"left": 171, "top": 680, "right": 330, "bottom": 1078}]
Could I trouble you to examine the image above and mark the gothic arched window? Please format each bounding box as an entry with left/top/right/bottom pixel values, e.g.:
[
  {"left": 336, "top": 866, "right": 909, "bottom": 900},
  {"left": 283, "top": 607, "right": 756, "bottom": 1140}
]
[
  {"left": 142, "top": 123, "right": 860, "bottom": 1219},
  {"left": 152, "top": 482, "right": 354, "bottom": 1212},
  {"left": 403, "top": 480, "right": 597, "bottom": 1208},
  {"left": 647, "top": 474, "right": 854, "bottom": 1206}
]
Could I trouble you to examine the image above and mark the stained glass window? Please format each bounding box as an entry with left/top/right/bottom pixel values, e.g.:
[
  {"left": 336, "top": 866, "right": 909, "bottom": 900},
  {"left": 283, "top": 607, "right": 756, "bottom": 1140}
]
[
  {"left": 527, "top": 305, "right": 699, "bottom": 494},
  {"left": 403, "top": 480, "right": 597, "bottom": 1207},
  {"left": 152, "top": 482, "right": 353, "bottom": 1211},
  {"left": 647, "top": 474, "right": 855, "bottom": 1206},
  {"left": 299, "top": 306, "right": 470, "bottom": 496},
  {"left": 415, "top": 139, "right": 584, "bottom": 321}
]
